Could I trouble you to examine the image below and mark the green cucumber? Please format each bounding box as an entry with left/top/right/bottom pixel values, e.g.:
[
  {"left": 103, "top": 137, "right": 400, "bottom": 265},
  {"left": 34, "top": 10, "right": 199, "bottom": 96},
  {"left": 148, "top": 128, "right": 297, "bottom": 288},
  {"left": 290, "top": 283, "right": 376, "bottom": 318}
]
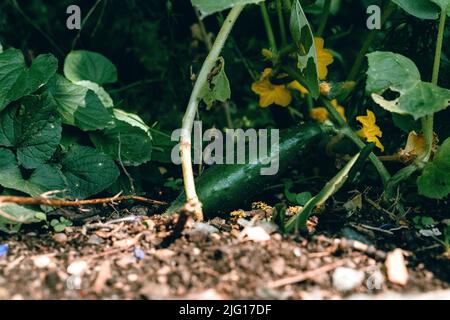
[{"left": 166, "top": 123, "right": 322, "bottom": 218}]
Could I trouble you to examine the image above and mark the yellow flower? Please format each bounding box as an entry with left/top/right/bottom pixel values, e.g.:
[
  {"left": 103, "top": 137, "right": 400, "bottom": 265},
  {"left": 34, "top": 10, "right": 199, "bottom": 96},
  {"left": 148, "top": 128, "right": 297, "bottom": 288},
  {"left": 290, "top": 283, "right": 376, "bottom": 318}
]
[
  {"left": 261, "top": 48, "right": 274, "bottom": 60},
  {"left": 310, "top": 99, "right": 346, "bottom": 123},
  {"left": 310, "top": 107, "right": 329, "bottom": 122},
  {"left": 314, "top": 37, "right": 334, "bottom": 80},
  {"left": 288, "top": 80, "right": 309, "bottom": 95},
  {"left": 356, "top": 110, "right": 384, "bottom": 152},
  {"left": 251, "top": 68, "right": 292, "bottom": 107}
]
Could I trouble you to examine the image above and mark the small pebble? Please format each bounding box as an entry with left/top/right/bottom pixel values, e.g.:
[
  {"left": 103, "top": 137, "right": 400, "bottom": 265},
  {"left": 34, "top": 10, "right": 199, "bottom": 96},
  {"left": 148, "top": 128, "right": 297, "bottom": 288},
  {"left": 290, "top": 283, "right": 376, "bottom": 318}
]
[
  {"left": 67, "top": 260, "right": 88, "bottom": 276},
  {"left": 127, "top": 274, "right": 139, "bottom": 282},
  {"left": 33, "top": 255, "right": 52, "bottom": 269},
  {"left": 134, "top": 247, "right": 145, "bottom": 260},
  {"left": 87, "top": 234, "right": 104, "bottom": 245},
  {"left": 52, "top": 233, "right": 68, "bottom": 244},
  {"left": 332, "top": 267, "right": 365, "bottom": 292}
]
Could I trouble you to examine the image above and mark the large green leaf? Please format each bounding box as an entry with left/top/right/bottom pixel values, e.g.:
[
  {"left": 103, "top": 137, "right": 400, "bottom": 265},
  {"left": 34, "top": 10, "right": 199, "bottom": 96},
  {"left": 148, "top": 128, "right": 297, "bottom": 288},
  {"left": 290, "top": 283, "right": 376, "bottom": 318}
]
[
  {"left": 367, "top": 52, "right": 450, "bottom": 120},
  {"left": 391, "top": 0, "right": 440, "bottom": 19},
  {"left": 191, "top": 0, "right": 264, "bottom": 18},
  {"left": 90, "top": 109, "right": 152, "bottom": 166},
  {"left": 60, "top": 145, "right": 120, "bottom": 199},
  {"left": 417, "top": 137, "right": 450, "bottom": 199},
  {"left": 64, "top": 50, "right": 117, "bottom": 85},
  {"left": 46, "top": 75, "right": 114, "bottom": 130},
  {"left": 0, "top": 49, "right": 58, "bottom": 111},
  {"left": 0, "top": 148, "right": 66, "bottom": 196},
  {"left": 288, "top": 0, "right": 319, "bottom": 98},
  {"left": 0, "top": 94, "right": 62, "bottom": 169},
  {"left": 430, "top": 0, "right": 450, "bottom": 14}
]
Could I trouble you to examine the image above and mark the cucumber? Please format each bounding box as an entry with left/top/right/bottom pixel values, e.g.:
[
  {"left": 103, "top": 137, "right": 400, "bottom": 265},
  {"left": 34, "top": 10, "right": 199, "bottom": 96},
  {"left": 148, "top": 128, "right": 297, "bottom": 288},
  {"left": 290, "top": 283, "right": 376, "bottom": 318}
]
[{"left": 166, "top": 123, "right": 322, "bottom": 218}]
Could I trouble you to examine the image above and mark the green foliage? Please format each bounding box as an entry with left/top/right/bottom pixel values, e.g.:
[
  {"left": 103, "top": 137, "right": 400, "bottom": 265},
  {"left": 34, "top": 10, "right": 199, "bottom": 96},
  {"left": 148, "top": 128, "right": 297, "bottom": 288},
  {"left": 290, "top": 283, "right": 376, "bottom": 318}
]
[
  {"left": 366, "top": 52, "right": 450, "bottom": 120},
  {"left": 285, "top": 152, "right": 362, "bottom": 233},
  {"left": 198, "top": 57, "right": 231, "bottom": 109},
  {"left": 0, "top": 47, "right": 153, "bottom": 229},
  {"left": 50, "top": 217, "right": 73, "bottom": 232},
  {"left": 64, "top": 50, "right": 118, "bottom": 85},
  {"left": 0, "top": 49, "right": 58, "bottom": 111},
  {"left": 391, "top": 0, "right": 440, "bottom": 19},
  {"left": 287, "top": 0, "right": 319, "bottom": 98},
  {"left": 417, "top": 137, "right": 450, "bottom": 199},
  {"left": 191, "top": 0, "right": 264, "bottom": 17}
]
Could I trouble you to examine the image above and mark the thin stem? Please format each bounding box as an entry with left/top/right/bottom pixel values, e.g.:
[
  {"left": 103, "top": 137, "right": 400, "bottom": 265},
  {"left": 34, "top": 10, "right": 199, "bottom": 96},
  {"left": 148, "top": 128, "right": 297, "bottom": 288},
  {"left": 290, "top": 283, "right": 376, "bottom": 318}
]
[
  {"left": 71, "top": 0, "right": 103, "bottom": 49},
  {"left": 260, "top": 2, "right": 277, "bottom": 51},
  {"left": 321, "top": 98, "right": 390, "bottom": 186},
  {"left": 196, "top": 9, "right": 234, "bottom": 129},
  {"left": 11, "top": 0, "right": 64, "bottom": 57},
  {"left": 347, "top": 1, "right": 396, "bottom": 81},
  {"left": 276, "top": 0, "right": 288, "bottom": 46},
  {"left": 180, "top": 5, "right": 244, "bottom": 219},
  {"left": 421, "top": 9, "right": 447, "bottom": 162},
  {"left": 317, "top": 0, "right": 332, "bottom": 37}
]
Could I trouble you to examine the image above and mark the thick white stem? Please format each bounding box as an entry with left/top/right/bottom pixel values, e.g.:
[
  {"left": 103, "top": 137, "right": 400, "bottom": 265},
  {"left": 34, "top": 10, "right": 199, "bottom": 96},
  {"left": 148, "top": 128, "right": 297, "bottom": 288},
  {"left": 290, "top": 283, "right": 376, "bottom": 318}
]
[{"left": 180, "top": 5, "right": 244, "bottom": 220}]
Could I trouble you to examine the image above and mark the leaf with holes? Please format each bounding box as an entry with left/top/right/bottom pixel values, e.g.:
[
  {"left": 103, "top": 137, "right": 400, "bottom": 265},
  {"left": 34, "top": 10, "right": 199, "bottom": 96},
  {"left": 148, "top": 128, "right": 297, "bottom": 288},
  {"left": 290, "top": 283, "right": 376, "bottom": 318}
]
[
  {"left": 367, "top": 52, "right": 450, "bottom": 120},
  {"left": 199, "top": 57, "right": 231, "bottom": 109}
]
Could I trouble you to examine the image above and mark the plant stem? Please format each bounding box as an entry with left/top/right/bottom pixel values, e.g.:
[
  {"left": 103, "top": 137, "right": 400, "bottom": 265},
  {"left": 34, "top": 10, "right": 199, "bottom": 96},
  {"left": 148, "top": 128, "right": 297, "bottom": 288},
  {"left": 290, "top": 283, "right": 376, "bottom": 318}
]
[
  {"left": 347, "top": 1, "right": 396, "bottom": 81},
  {"left": 11, "top": 0, "right": 64, "bottom": 57},
  {"left": 196, "top": 9, "right": 234, "bottom": 129},
  {"left": 317, "top": 0, "right": 332, "bottom": 37},
  {"left": 276, "top": 0, "right": 288, "bottom": 46},
  {"left": 321, "top": 98, "right": 390, "bottom": 186},
  {"left": 180, "top": 5, "right": 244, "bottom": 220},
  {"left": 421, "top": 9, "right": 447, "bottom": 162},
  {"left": 260, "top": 2, "right": 277, "bottom": 51},
  {"left": 383, "top": 9, "right": 447, "bottom": 201}
]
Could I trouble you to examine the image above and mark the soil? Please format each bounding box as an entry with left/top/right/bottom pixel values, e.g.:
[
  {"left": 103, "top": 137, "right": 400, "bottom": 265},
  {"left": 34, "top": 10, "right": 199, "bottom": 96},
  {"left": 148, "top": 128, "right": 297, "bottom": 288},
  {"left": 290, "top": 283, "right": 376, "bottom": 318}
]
[{"left": 0, "top": 202, "right": 449, "bottom": 300}]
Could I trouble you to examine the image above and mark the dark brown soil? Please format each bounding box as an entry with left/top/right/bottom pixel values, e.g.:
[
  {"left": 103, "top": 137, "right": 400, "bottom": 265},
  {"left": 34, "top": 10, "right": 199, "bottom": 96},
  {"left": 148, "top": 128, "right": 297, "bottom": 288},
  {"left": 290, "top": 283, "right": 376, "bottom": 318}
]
[{"left": 0, "top": 204, "right": 449, "bottom": 300}]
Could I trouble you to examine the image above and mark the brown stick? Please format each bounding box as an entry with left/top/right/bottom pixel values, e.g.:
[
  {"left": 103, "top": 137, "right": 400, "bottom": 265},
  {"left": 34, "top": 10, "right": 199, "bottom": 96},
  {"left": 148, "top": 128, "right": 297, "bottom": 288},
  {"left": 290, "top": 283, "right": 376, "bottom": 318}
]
[
  {"left": 265, "top": 260, "right": 346, "bottom": 289},
  {"left": 0, "top": 195, "right": 167, "bottom": 207}
]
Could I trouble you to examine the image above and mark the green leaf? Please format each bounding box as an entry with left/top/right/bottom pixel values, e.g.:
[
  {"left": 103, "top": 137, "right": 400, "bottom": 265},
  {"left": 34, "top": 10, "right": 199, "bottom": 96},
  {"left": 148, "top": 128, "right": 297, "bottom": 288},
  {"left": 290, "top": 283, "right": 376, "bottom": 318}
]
[
  {"left": 74, "top": 80, "right": 114, "bottom": 108},
  {"left": 0, "top": 94, "right": 62, "bottom": 169},
  {"left": 0, "top": 204, "right": 40, "bottom": 225},
  {"left": 73, "top": 90, "right": 115, "bottom": 131},
  {"left": 288, "top": 0, "right": 319, "bottom": 98},
  {"left": 64, "top": 50, "right": 117, "bottom": 85},
  {"left": 296, "top": 191, "right": 312, "bottom": 205},
  {"left": 46, "top": 75, "right": 115, "bottom": 130},
  {"left": 285, "top": 152, "right": 361, "bottom": 232},
  {"left": 391, "top": 0, "right": 440, "bottom": 19},
  {"left": 0, "top": 148, "right": 66, "bottom": 196},
  {"left": 417, "top": 137, "right": 450, "bottom": 199},
  {"left": 198, "top": 57, "right": 231, "bottom": 109},
  {"left": 60, "top": 145, "right": 120, "bottom": 199},
  {"left": 0, "top": 49, "right": 58, "bottom": 111},
  {"left": 191, "top": 0, "right": 264, "bottom": 18},
  {"left": 367, "top": 52, "right": 450, "bottom": 120},
  {"left": 90, "top": 109, "right": 153, "bottom": 166},
  {"left": 429, "top": 0, "right": 450, "bottom": 14}
]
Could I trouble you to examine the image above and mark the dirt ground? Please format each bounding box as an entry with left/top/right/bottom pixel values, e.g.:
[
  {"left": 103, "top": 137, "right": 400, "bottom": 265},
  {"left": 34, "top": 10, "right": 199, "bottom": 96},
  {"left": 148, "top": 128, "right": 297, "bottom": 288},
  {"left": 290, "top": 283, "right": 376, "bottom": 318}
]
[{"left": 0, "top": 202, "right": 449, "bottom": 300}]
